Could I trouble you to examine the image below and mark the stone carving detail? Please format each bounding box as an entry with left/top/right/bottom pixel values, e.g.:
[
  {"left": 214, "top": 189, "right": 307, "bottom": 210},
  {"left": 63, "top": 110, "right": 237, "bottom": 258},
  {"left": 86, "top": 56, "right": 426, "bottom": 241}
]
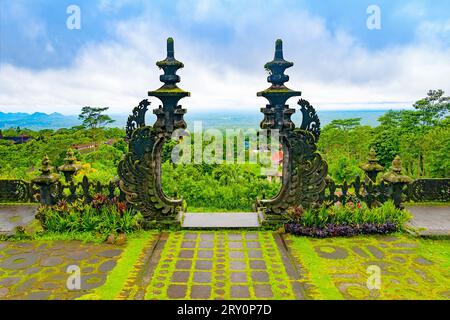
[
  {"left": 126, "top": 99, "right": 150, "bottom": 139},
  {"left": 118, "top": 38, "right": 189, "bottom": 227},
  {"left": 256, "top": 39, "right": 328, "bottom": 225},
  {"left": 0, "top": 180, "right": 33, "bottom": 203},
  {"left": 406, "top": 178, "right": 450, "bottom": 202}
]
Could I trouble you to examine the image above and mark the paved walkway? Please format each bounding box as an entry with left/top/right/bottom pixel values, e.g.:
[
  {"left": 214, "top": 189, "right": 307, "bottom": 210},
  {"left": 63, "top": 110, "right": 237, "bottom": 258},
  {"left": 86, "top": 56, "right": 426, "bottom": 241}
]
[
  {"left": 407, "top": 206, "right": 450, "bottom": 236},
  {"left": 144, "top": 232, "right": 302, "bottom": 299},
  {"left": 182, "top": 213, "right": 261, "bottom": 228},
  {"left": 0, "top": 241, "right": 123, "bottom": 299},
  {"left": 0, "top": 232, "right": 449, "bottom": 300},
  {"left": 0, "top": 205, "right": 38, "bottom": 236}
]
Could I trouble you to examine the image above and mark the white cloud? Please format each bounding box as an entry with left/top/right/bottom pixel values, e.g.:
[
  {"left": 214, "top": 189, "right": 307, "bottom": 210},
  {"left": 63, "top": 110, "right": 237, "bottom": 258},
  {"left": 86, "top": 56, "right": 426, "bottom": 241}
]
[{"left": 1, "top": 2, "right": 450, "bottom": 115}]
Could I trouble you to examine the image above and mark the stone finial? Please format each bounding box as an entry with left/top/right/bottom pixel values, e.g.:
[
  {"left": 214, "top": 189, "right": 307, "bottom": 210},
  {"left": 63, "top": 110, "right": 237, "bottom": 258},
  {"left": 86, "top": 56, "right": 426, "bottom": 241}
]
[
  {"left": 32, "top": 155, "right": 61, "bottom": 205},
  {"left": 360, "top": 148, "right": 384, "bottom": 182},
  {"left": 382, "top": 155, "right": 413, "bottom": 184},
  {"left": 155, "top": 37, "right": 185, "bottom": 86},
  {"left": 33, "top": 155, "right": 60, "bottom": 184},
  {"left": 148, "top": 37, "right": 189, "bottom": 134},
  {"left": 58, "top": 148, "right": 82, "bottom": 182},
  {"left": 264, "top": 39, "right": 294, "bottom": 86},
  {"left": 257, "top": 39, "right": 301, "bottom": 131}
]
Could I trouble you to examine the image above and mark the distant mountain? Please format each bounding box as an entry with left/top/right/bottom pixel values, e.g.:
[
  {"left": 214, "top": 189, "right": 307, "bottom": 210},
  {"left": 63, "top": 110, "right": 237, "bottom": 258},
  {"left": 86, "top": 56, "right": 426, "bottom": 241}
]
[
  {"left": 0, "top": 109, "right": 388, "bottom": 130},
  {"left": 0, "top": 112, "right": 82, "bottom": 130}
]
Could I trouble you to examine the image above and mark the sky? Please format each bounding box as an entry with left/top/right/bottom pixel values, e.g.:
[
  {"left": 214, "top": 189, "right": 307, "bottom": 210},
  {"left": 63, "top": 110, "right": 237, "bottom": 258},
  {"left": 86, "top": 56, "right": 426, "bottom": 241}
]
[{"left": 0, "top": 0, "right": 450, "bottom": 115}]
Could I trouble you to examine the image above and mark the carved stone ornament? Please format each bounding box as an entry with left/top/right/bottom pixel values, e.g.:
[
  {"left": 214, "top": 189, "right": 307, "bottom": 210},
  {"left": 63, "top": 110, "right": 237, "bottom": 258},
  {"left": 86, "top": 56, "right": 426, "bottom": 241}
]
[
  {"left": 118, "top": 38, "right": 189, "bottom": 227},
  {"left": 256, "top": 39, "right": 328, "bottom": 225}
]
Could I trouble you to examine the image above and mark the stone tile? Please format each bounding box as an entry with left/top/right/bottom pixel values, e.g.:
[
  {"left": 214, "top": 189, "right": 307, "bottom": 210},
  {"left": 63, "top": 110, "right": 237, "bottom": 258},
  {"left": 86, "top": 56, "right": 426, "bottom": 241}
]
[
  {"left": 229, "top": 251, "right": 245, "bottom": 259},
  {"left": 176, "top": 260, "right": 192, "bottom": 269},
  {"left": 314, "top": 245, "right": 349, "bottom": 259},
  {"left": 171, "top": 271, "right": 190, "bottom": 283},
  {"left": 228, "top": 233, "right": 242, "bottom": 241},
  {"left": 26, "top": 291, "right": 52, "bottom": 300},
  {"left": 167, "top": 284, "right": 187, "bottom": 299},
  {"left": 81, "top": 274, "right": 106, "bottom": 290},
  {"left": 190, "top": 285, "right": 211, "bottom": 299},
  {"left": 252, "top": 271, "right": 269, "bottom": 282},
  {"left": 0, "top": 253, "right": 39, "bottom": 270},
  {"left": 181, "top": 242, "right": 196, "bottom": 249},
  {"left": 415, "top": 257, "right": 433, "bottom": 266},
  {"left": 198, "top": 241, "right": 214, "bottom": 249},
  {"left": 0, "top": 277, "right": 21, "bottom": 287},
  {"left": 230, "top": 260, "right": 246, "bottom": 270},
  {"left": 231, "top": 285, "right": 250, "bottom": 298},
  {"left": 229, "top": 242, "right": 243, "bottom": 249},
  {"left": 96, "top": 249, "right": 121, "bottom": 258},
  {"left": 230, "top": 272, "right": 247, "bottom": 283},
  {"left": 246, "top": 242, "right": 261, "bottom": 249},
  {"left": 245, "top": 233, "right": 259, "bottom": 240},
  {"left": 193, "top": 272, "right": 212, "bottom": 283},
  {"left": 254, "top": 284, "right": 273, "bottom": 298},
  {"left": 248, "top": 250, "right": 263, "bottom": 259},
  {"left": 197, "top": 250, "right": 214, "bottom": 259},
  {"left": 249, "top": 260, "right": 266, "bottom": 270},
  {"left": 178, "top": 250, "right": 194, "bottom": 258},
  {"left": 195, "top": 260, "right": 213, "bottom": 270},
  {"left": 39, "top": 256, "right": 63, "bottom": 267},
  {"left": 183, "top": 233, "right": 198, "bottom": 240},
  {"left": 99, "top": 260, "right": 117, "bottom": 273},
  {"left": 199, "top": 234, "right": 215, "bottom": 241},
  {"left": 366, "top": 245, "right": 384, "bottom": 259}
]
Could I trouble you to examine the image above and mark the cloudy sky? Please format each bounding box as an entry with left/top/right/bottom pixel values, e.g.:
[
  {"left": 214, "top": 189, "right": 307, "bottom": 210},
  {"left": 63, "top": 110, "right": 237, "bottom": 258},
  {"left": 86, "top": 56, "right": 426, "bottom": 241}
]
[{"left": 1, "top": 0, "right": 450, "bottom": 114}]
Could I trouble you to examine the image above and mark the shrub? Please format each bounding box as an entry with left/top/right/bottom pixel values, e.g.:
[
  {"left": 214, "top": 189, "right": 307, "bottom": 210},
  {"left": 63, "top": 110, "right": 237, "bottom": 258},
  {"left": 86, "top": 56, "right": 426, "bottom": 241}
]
[
  {"left": 36, "top": 195, "right": 143, "bottom": 235},
  {"left": 284, "top": 201, "right": 411, "bottom": 237}
]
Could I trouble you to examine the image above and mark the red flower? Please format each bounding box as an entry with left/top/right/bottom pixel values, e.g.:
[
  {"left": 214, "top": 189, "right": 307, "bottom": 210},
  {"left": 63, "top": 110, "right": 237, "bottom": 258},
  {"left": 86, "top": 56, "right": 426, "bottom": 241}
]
[
  {"left": 357, "top": 202, "right": 361, "bottom": 209},
  {"left": 116, "top": 202, "right": 127, "bottom": 214}
]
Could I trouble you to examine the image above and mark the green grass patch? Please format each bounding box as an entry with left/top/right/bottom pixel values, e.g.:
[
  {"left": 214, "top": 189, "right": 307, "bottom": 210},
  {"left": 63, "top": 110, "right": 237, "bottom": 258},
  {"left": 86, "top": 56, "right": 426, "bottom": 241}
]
[
  {"left": 79, "top": 231, "right": 157, "bottom": 300},
  {"left": 288, "top": 237, "right": 343, "bottom": 300}
]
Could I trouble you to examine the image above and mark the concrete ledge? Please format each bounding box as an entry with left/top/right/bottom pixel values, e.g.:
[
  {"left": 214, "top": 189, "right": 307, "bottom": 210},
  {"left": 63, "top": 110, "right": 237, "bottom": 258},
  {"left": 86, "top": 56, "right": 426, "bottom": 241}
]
[
  {"left": 182, "top": 212, "right": 260, "bottom": 228},
  {"left": 406, "top": 205, "right": 450, "bottom": 237},
  {"left": 0, "top": 204, "right": 39, "bottom": 235}
]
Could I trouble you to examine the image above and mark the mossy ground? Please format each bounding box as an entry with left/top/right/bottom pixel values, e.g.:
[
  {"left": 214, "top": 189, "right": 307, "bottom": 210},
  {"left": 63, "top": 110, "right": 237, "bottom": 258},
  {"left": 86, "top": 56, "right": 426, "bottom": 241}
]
[
  {"left": 285, "top": 234, "right": 450, "bottom": 300},
  {"left": 1, "top": 231, "right": 449, "bottom": 300}
]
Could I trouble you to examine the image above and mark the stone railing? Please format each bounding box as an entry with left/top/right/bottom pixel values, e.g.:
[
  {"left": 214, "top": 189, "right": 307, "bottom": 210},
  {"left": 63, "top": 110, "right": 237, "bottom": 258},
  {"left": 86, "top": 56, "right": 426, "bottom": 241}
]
[
  {"left": 0, "top": 150, "right": 124, "bottom": 206},
  {"left": 0, "top": 149, "right": 449, "bottom": 208}
]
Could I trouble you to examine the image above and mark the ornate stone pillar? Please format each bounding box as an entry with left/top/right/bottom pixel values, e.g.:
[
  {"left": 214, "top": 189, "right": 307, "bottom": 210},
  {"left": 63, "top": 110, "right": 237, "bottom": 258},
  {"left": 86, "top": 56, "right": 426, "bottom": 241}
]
[
  {"left": 256, "top": 40, "right": 328, "bottom": 226},
  {"left": 118, "top": 38, "right": 189, "bottom": 228},
  {"left": 360, "top": 148, "right": 384, "bottom": 183},
  {"left": 58, "top": 148, "right": 81, "bottom": 183},
  {"left": 382, "top": 155, "right": 413, "bottom": 208},
  {"left": 32, "top": 155, "right": 61, "bottom": 206}
]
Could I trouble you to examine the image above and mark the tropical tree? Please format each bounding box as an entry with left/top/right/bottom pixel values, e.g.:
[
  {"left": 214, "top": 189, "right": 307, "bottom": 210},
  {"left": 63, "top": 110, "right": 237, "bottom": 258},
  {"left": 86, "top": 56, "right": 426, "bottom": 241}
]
[{"left": 78, "top": 106, "right": 115, "bottom": 129}]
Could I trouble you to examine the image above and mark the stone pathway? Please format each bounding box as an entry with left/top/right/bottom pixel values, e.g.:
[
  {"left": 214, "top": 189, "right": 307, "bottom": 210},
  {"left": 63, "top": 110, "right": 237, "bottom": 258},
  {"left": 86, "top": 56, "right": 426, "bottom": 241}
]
[
  {"left": 0, "top": 205, "right": 38, "bottom": 236},
  {"left": 0, "top": 241, "right": 123, "bottom": 299},
  {"left": 285, "top": 235, "right": 450, "bottom": 300},
  {"left": 182, "top": 213, "right": 261, "bottom": 228},
  {"left": 407, "top": 206, "right": 450, "bottom": 236},
  {"left": 144, "top": 232, "right": 302, "bottom": 299},
  {"left": 1, "top": 232, "right": 449, "bottom": 300}
]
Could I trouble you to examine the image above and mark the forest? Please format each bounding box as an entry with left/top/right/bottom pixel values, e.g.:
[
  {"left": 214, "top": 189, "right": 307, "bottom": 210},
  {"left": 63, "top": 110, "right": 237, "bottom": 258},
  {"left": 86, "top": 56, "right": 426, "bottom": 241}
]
[{"left": 0, "top": 90, "right": 449, "bottom": 211}]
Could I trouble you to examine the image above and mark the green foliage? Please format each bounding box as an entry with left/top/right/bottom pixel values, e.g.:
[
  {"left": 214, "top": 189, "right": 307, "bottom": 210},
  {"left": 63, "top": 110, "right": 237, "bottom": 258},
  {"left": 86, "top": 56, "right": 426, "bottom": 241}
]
[
  {"left": 328, "top": 118, "right": 362, "bottom": 130},
  {"left": 161, "top": 162, "right": 280, "bottom": 212},
  {"left": 288, "top": 201, "right": 411, "bottom": 229},
  {"left": 37, "top": 197, "right": 143, "bottom": 235},
  {"left": 78, "top": 106, "right": 115, "bottom": 129}
]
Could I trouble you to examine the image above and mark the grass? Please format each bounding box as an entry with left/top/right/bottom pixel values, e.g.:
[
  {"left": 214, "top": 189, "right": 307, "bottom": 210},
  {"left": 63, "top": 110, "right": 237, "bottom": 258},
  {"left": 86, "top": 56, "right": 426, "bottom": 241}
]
[
  {"left": 287, "top": 237, "right": 343, "bottom": 299},
  {"left": 79, "top": 231, "right": 159, "bottom": 300},
  {"left": 286, "top": 234, "right": 450, "bottom": 300}
]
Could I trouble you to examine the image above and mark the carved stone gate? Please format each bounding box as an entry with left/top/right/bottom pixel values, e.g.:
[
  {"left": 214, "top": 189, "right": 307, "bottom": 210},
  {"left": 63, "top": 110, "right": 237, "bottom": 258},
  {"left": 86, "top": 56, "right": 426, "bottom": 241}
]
[{"left": 117, "top": 38, "right": 328, "bottom": 228}]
